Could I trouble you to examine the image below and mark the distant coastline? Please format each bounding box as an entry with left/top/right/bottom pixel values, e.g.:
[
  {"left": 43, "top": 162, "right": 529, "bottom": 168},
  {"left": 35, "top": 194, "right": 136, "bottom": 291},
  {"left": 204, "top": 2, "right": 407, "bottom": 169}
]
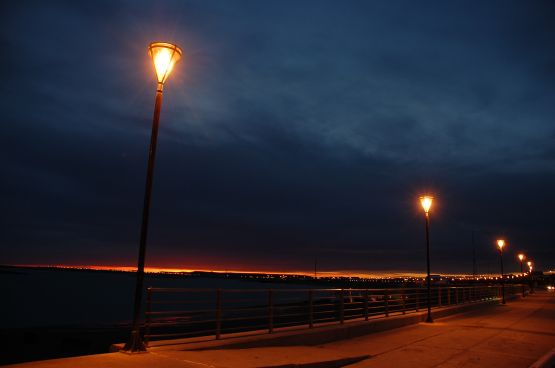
[{"left": 0, "top": 263, "right": 527, "bottom": 286}]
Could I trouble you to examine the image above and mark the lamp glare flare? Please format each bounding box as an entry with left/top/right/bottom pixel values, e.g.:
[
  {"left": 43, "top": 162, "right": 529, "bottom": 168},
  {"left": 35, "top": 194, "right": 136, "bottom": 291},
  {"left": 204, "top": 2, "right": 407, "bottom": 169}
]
[
  {"left": 518, "top": 253, "right": 525, "bottom": 261},
  {"left": 497, "top": 239, "right": 505, "bottom": 250},
  {"left": 420, "top": 196, "right": 433, "bottom": 214},
  {"left": 149, "top": 42, "right": 182, "bottom": 84}
]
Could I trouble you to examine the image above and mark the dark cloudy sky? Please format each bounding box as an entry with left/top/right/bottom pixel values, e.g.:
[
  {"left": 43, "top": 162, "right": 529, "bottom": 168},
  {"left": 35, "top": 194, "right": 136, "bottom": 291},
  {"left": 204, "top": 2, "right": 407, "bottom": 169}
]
[{"left": 1, "top": 0, "right": 554, "bottom": 274}]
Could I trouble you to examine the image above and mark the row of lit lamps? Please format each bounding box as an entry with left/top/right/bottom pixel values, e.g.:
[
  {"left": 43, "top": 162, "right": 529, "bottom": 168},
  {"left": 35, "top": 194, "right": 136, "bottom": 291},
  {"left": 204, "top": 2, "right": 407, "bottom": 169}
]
[
  {"left": 418, "top": 196, "right": 536, "bottom": 321},
  {"left": 126, "top": 42, "right": 539, "bottom": 350}
]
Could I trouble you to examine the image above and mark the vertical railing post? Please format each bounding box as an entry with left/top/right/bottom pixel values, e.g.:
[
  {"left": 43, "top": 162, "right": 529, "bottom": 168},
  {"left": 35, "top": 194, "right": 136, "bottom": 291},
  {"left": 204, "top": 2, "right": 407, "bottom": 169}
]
[
  {"left": 309, "top": 290, "right": 314, "bottom": 328},
  {"left": 144, "top": 288, "right": 152, "bottom": 348},
  {"left": 455, "top": 288, "right": 459, "bottom": 304},
  {"left": 415, "top": 290, "right": 419, "bottom": 312},
  {"left": 384, "top": 289, "right": 389, "bottom": 317},
  {"left": 339, "top": 289, "right": 344, "bottom": 324},
  {"left": 438, "top": 287, "right": 441, "bottom": 308},
  {"left": 447, "top": 287, "right": 451, "bottom": 305},
  {"left": 216, "top": 289, "right": 222, "bottom": 340},
  {"left": 268, "top": 289, "right": 274, "bottom": 333},
  {"left": 402, "top": 290, "right": 406, "bottom": 314},
  {"left": 364, "top": 289, "right": 369, "bottom": 321}
]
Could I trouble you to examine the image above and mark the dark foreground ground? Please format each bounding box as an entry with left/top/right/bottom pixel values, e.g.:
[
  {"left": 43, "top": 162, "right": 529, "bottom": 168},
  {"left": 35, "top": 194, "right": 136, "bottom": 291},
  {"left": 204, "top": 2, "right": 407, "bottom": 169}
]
[{"left": 0, "top": 326, "right": 129, "bottom": 365}]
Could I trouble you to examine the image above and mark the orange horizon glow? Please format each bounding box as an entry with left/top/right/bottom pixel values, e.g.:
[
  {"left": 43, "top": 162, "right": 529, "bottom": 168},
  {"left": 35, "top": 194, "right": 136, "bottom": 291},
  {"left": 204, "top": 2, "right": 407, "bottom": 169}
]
[{"left": 6, "top": 263, "right": 518, "bottom": 279}]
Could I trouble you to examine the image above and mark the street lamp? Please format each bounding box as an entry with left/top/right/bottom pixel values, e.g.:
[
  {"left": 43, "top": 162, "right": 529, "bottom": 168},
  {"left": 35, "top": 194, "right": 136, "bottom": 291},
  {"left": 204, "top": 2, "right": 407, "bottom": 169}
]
[
  {"left": 419, "top": 195, "right": 433, "bottom": 323},
  {"left": 518, "top": 254, "right": 525, "bottom": 273},
  {"left": 497, "top": 239, "right": 506, "bottom": 304},
  {"left": 527, "top": 261, "right": 534, "bottom": 294},
  {"left": 517, "top": 253, "right": 525, "bottom": 297},
  {"left": 124, "top": 42, "right": 182, "bottom": 352}
]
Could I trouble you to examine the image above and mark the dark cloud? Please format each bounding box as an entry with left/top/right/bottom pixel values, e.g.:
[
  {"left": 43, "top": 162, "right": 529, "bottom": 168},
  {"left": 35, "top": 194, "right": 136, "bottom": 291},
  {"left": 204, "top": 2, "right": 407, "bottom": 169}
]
[{"left": 1, "top": 0, "right": 554, "bottom": 274}]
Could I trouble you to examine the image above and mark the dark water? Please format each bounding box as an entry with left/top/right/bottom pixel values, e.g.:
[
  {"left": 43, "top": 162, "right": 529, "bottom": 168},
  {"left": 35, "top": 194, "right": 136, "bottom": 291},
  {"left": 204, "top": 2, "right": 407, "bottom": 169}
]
[{"left": 0, "top": 267, "right": 312, "bottom": 328}]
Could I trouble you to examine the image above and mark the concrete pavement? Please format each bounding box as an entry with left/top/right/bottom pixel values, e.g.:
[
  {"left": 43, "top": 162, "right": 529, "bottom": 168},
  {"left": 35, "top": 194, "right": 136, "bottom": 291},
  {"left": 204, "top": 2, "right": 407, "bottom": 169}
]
[{"left": 5, "top": 292, "right": 554, "bottom": 368}]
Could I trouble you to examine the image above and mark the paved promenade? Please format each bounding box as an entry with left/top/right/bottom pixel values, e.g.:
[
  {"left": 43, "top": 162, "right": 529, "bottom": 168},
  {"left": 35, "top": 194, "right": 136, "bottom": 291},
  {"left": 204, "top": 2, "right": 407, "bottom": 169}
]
[{"left": 6, "top": 292, "right": 555, "bottom": 368}]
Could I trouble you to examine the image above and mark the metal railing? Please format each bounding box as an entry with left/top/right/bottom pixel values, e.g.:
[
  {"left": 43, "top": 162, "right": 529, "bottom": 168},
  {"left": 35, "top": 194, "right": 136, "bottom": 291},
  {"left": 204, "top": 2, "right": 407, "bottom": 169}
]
[{"left": 143, "top": 284, "right": 524, "bottom": 346}]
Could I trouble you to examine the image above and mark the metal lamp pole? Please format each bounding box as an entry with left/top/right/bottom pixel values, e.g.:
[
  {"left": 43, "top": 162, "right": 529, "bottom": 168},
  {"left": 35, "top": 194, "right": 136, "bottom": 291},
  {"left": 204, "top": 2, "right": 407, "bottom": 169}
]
[
  {"left": 528, "top": 261, "right": 534, "bottom": 294},
  {"left": 124, "top": 42, "right": 182, "bottom": 352},
  {"left": 425, "top": 211, "right": 432, "bottom": 322},
  {"left": 419, "top": 196, "right": 433, "bottom": 323},
  {"left": 497, "top": 239, "right": 506, "bottom": 305},
  {"left": 518, "top": 254, "right": 525, "bottom": 297}
]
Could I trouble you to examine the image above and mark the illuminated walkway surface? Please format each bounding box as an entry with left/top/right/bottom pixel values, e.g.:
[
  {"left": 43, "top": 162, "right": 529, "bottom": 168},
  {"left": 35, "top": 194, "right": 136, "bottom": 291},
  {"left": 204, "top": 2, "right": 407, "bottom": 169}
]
[{"left": 6, "top": 293, "right": 555, "bottom": 368}]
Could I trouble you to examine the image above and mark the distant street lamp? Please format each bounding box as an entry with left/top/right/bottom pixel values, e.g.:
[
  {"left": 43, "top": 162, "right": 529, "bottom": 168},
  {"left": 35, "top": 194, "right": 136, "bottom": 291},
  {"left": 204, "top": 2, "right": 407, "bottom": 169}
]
[
  {"left": 497, "top": 239, "right": 506, "bottom": 304},
  {"left": 517, "top": 254, "right": 525, "bottom": 297},
  {"left": 518, "top": 254, "right": 525, "bottom": 273},
  {"left": 124, "top": 42, "right": 182, "bottom": 352},
  {"left": 419, "top": 195, "right": 434, "bottom": 323},
  {"left": 527, "top": 261, "right": 534, "bottom": 294}
]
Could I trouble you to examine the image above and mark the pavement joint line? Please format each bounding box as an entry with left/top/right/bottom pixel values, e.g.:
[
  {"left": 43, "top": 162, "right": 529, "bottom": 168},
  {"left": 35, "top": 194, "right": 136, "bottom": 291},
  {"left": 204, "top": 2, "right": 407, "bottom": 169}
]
[
  {"left": 429, "top": 297, "right": 553, "bottom": 368},
  {"left": 355, "top": 329, "right": 450, "bottom": 359},
  {"left": 446, "top": 325, "right": 555, "bottom": 337},
  {"left": 149, "top": 350, "right": 217, "bottom": 368},
  {"left": 530, "top": 346, "right": 555, "bottom": 368}
]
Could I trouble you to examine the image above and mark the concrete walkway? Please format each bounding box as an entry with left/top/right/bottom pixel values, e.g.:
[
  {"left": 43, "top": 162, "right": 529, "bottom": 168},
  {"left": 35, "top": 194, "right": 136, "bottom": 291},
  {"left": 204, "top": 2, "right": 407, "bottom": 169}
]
[{"left": 6, "top": 292, "right": 555, "bottom": 368}]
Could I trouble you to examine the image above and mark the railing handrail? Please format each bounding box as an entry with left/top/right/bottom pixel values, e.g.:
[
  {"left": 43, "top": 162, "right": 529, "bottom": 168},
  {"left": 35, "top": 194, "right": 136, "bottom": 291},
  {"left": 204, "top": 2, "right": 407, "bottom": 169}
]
[
  {"left": 147, "top": 284, "right": 516, "bottom": 293},
  {"left": 147, "top": 285, "right": 515, "bottom": 293},
  {"left": 142, "top": 284, "right": 527, "bottom": 346}
]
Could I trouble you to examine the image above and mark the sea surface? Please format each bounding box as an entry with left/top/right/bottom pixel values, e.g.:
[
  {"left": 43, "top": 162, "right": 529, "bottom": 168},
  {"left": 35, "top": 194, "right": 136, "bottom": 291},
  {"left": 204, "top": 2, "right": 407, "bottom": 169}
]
[{"left": 0, "top": 267, "right": 312, "bottom": 328}]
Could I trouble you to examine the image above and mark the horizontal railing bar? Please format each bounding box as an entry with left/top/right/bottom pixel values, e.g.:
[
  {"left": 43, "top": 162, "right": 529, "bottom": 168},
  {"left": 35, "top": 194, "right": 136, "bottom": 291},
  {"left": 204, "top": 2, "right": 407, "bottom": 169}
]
[
  {"left": 146, "top": 329, "right": 217, "bottom": 339},
  {"left": 220, "top": 324, "right": 268, "bottom": 333},
  {"left": 148, "top": 318, "right": 217, "bottom": 327},
  {"left": 147, "top": 309, "right": 215, "bottom": 316},
  {"left": 149, "top": 287, "right": 504, "bottom": 294},
  {"left": 145, "top": 285, "right": 523, "bottom": 343}
]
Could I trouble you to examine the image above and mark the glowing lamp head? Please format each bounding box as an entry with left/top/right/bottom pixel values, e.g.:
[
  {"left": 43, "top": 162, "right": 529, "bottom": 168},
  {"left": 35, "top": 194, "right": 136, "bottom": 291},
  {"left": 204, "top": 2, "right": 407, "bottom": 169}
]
[
  {"left": 527, "top": 261, "right": 532, "bottom": 267},
  {"left": 496, "top": 239, "right": 505, "bottom": 251},
  {"left": 148, "top": 42, "right": 182, "bottom": 84},
  {"left": 419, "top": 196, "right": 433, "bottom": 214},
  {"left": 518, "top": 254, "right": 525, "bottom": 262}
]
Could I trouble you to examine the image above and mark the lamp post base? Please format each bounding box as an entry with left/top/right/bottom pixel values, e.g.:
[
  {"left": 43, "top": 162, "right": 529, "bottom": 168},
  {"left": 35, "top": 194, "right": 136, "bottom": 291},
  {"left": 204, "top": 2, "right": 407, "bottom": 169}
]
[
  {"left": 425, "top": 314, "right": 434, "bottom": 323},
  {"left": 122, "top": 330, "right": 146, "bottom": 353}
]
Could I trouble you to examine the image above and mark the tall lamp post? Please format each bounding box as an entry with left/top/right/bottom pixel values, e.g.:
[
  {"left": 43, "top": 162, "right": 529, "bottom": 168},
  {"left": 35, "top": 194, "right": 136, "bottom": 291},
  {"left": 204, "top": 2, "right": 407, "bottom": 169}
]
[
  {"left": 124, "top": 42, "right": 182, "bottom": 352},
  {"left": 518, "top": 253, "right": 525, "bottom": 297},
  {"left": 497, "top": 239, "right": 506, "bottom": 304},
  {"left": 527, "top": 261, "right": 534, "bottom": 294},
  {"left": 419, "top": 195, "right": 434, "bottom": 323}
]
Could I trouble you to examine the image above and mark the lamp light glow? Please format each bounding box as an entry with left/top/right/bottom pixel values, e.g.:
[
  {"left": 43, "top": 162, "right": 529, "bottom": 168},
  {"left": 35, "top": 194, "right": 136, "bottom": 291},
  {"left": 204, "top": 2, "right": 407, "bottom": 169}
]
[
  {"left": 518, "top": 254, "right": 525, "bottom": 261},
  {"left": 527, "top": 261, "right": 532, "bottom": 267},
  {"left": 419, "top": 196, "right": 433, "bottom": 214},
  {"left": 497, "top": 239, "right": 505, "bottom": 250},
  {"left": 148, "top": 42, "right": 182, "bottom": 84}
]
